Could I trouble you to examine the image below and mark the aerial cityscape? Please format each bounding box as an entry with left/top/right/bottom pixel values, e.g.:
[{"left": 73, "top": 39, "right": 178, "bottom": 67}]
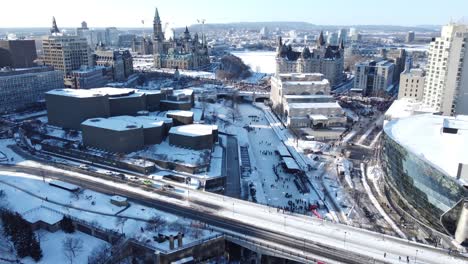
[{"left": 0, "top": 0, "right": 468, "bottom": 263}]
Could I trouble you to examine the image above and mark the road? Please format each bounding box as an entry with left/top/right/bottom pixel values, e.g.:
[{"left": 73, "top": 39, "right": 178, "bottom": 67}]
[
  {"left": 224, "top": 135, "right": 241, "bottom": 198},
  {"left": 1, "top": 164, "right": 466, "bottom": 264}
]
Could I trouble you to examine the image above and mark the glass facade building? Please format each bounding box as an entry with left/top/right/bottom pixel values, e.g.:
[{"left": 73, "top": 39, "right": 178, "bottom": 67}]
[{"left": 382, "top": 132, "right": 468, "bottom": 234}]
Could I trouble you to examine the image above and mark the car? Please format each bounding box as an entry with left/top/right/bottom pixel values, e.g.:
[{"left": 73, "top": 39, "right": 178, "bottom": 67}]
[{"left": 162, "top": 184, "right": 175, "bottom": 191}]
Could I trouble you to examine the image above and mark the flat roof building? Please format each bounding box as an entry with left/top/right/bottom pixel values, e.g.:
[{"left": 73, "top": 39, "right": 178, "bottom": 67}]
[
  {"left": 167, "top": 110, "right": 194, "bottom": 126},
  {"left": 0, "top": 39, "right": 37, "bottom": 68},
  {"left": 271, "top": 73, "right": 346, "bottom": 128},
  {"left": 169, "top": 124, "right": 218, "bottom": 150},
  {"left": 0, "top": 66, "right": 63, "bottom": 113},
  {"left": 110, "top": 115, "right": 164, "bottom": 144},
  {"left": 382, "top": 114, "right": 468, "bottom": 240},
  {"left": 81, "top": 117, "right": 145, "bottom": 153},
  {"left": 46, "top": 87, "right": 163, "bottom": 130}
]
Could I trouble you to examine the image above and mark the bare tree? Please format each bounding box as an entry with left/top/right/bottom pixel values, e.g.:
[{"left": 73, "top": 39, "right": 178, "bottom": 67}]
[
  {"left": 63, "top": 237, "right": 83, "bottom": 264},
  {"left": 115, "top": 217, "right": 127, "bottom": 234},
  {"left": 226, "top": 108, "right": 240, "bottom": 123},
  {"left": 145, "top": 215, "right": 166, "bottom": 233},
  {"left": 87, "top": 243, "right": 111, "bottom": 264}
]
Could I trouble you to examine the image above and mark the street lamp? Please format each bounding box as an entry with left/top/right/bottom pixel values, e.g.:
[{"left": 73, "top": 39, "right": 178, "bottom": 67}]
[
  {"left": 415, "top": 249, "right": 418, "bottom": 264},
  {"left": 344, "top": 231, "right": 347, "bottom": 249}
]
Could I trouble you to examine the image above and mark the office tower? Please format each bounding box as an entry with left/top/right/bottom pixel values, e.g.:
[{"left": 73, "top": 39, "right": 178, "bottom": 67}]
[
  {"left": 354, "top": 59, "right": 395, "bottom": 96},
  {"left": 0, "top": 40, "right": 37, "bottom": 68},
  {"left": 406, "top": 31, "right": 415, "bottom": 43},
  {"left": 423, "top": 24, "right": 468, "bottom": 115},
  {"left": 42, "top": 17, "right": 93, "bottom": 76}
]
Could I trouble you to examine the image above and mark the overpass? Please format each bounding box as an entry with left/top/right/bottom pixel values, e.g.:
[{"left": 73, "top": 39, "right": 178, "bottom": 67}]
[{"left": 1, "top": 164, "right": 466, "bottom": 264}]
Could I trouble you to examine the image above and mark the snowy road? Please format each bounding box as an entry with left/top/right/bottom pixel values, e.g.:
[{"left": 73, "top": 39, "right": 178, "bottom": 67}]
[{"left": 1, "top": 164, "right": 465, "bottom": 264}]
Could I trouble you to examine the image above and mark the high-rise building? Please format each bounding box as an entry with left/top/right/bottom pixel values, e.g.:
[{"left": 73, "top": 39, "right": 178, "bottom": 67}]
[
  {"left": 326, "top": 31, "right": 339, "bottom": 46},
  {"left": 338, "top": 28, "right": 348, "bottom": 44},
  {"left": 382, "top": 48, "right": 407, "bottom": 84},
  {"left": 152, "top": 8, "right": 210, "bottom": 70},
  {"left": 42, "top": 17, "right": 93, "bottom": 76},
  {"left": 95, "top": 44, "right": 133, "bottom": 81},
  {"left": 0, "top": 40, "right": 37, "bottom": 68},
  {"left": 398, "top": 68, "right": 425, "bottom": 100},
  {"left": 406, "top": 31, "right": 415, "bottom": 43},
  {"left": 275, "top": 32, "right": 345, "bottom": 88},
  {"left": 354, "top": 59, "right": 395, "bottom": 96},
  {"left": 105, "top": 27, "right": 120, "bottom": 47},
  {"left": 0, "top": 66, "right": 63, "bottom": 113},
  {"left": 423, "top": 24, "right": 468, "bottom": 116}
]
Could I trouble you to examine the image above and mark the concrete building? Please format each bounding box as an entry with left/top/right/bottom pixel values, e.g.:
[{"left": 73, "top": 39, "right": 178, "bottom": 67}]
[
  {"left": 95, "top": 44, "right": 133, "bottom": 81},
  {"left": 71, "top": 66, "right": 111, "bottom": 89},
  {"left": 169, "top": 124, "right": 218, "bottom": 150},
  {"left": 354, "top": 59, "right": 395, "bottom": 96},
  {"left": 382, "top": 49, "right": 407, "bottom": 85},
  {"left": 160, "top": 88, "right": 194, "bottom": 111},
  {"left": 0, "top": 40, "right": 37, "bottom": 68},
  {"left": 152, "top": 8, "right": 210, "bottom": 70},
  {"left": 423, "top": 24, "right": 468, "bottom": 116},
  {"left": 271, "top": 73, "right": 346, "bottom": 128},
  {"left": 398, "top": 68, "right": 425, "bottom": 100},
  {"left": 382, "top": 114, "right": 468, "bottom": 242},
  {"left": 81, "top": 117, "right": 145, "bottom": 153},
  {"left": 108, "top": 91, "right": 147, "bottom": 117},
  {"left": 42, "top": 18, "right": 92, "bottom": 76},
  {"left": 406, "top": 31, "right": 415, "bottom": 43},
  {"left": 167, "top": 110, "right": 194, "bottom": 126},
  {"left": 109, "top": 116, "right": 165, "bottom": 144},
  {"left": 0, "top": 66, "right": 63, "bottom": 113},
  {"left": 45, "top": 87, "right": 161, "bottom": 130},
  {"left": 275, "top": 33, "right": 345, "bottom": 88}
]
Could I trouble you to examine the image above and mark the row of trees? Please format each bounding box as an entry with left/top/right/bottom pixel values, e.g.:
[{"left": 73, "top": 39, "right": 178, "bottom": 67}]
[{"left": 0, "top": 209, "right": 42, "bottom": 261}]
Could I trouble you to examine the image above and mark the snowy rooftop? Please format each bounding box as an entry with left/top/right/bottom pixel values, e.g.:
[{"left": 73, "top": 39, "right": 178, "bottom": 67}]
[
  {"left": 47, "top": 87, "right": 136, "bottom": 98},
  {"left": 82, "top": 117, "right": 142, "bottom": 131},
  {"left": 109, "top": 116, "right": 164, "bottom": 129},
  {"left": 384, "top": 114, "right": 468, "bottom": 178},
  {"left": 110, "top": 195, "right": 128, "bottom": 202},
  {"left": 283, "top": 95, "right": 333, "bottom": 100},
  {"left": 277, "top": 72, "right": 324, "bottom": 81},
  {"left": 287, "top": 102, "right": 342, "bottom": 109},
  {"left": 23, "top": 206, "right": 63, "bottom": 225},
  {"left": 167, "top": 110, "right": 194, "bottom": 118},
  {"left": 173, "top": 89, "right": 194, "bottom": 97},
  {"left": 282, "top": 157, "right": 301, "bottom": 170},
  {"left": 169, "top": 124, "right": 216, "bottom": 137},
  {"left": 282, "top": 80, "right": 329, "bottom": 86},
  {"left": 384, "top": 98, "right": 436, "bottom": 125},
  {"left": 308, "top": 114, "right": 329, "bottom": 120}
]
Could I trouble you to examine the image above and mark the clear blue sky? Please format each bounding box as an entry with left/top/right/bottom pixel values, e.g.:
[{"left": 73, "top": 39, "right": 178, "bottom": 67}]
[{"left": 3, "top": 0, "right": 468, "bottom": 28}]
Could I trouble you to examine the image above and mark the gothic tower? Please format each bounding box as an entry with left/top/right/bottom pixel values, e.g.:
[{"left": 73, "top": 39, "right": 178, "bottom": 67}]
[
  {"left": 50, "top": 16, "right": 60, "bottom": 34},
  {"left": 153, "top": 8, "right": 165, "bottom": 41}
]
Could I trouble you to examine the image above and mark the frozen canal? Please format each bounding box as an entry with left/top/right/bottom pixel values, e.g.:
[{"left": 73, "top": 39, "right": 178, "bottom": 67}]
[{"left": 230, "top": 51, "right": 276, "bottom": 74}]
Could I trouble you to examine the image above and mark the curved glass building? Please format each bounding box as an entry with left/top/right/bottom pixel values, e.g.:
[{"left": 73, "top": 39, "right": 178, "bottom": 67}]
[{"left": 382, "top": 114, "right": 468, "bottom": 237}]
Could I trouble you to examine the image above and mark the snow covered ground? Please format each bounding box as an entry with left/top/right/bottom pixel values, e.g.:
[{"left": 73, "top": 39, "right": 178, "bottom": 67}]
[
  {"left": 204, "top": 102, "right": 327, "bottom": 216},
  {"left": 25, "top": 230, "right": 109, "bottom": 264},
  {"left": 0, "top": 171, "right": 218, "bottom": 257}
]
